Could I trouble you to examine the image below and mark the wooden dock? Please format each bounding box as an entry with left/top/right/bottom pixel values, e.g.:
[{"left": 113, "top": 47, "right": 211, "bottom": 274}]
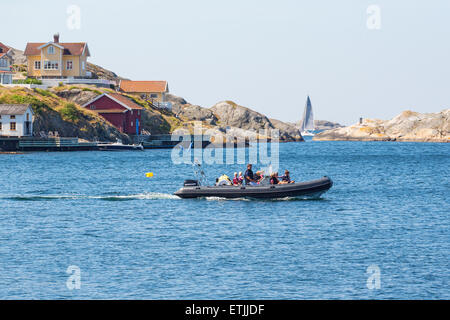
[
  {"left": 1, "top": 137, "right": 97, "bottom": 152},
  {"left": 18, "top": 138, "right": 97, "bottom": 151},
  {"left": 141, "top": 134, "right": 211, "bottom": 149},
  {"left": 0, "top": 135, "right": 225, "bottom": 152}
]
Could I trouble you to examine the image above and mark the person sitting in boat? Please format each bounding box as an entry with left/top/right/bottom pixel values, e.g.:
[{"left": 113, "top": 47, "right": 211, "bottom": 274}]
[
  {"left": 256, "top": 171, "right": 265, "bottom": 182},
  {"left": 232, "top": 172, "right": 241, "bottom": 186},
  {"left": 238, "top": 172, "right": 244, "bottom": 185},
  {"left": 270, "top": 172, "right": 279, "bottom": 185},
  {"left": 217, "top": 174, "right": 232, "bottom": 186},
  {"left": 244, "top": 164, "right": 258, "bottom": 186},
  {"left": 279, "top": 170, "right": 295, "bottom": 184}
]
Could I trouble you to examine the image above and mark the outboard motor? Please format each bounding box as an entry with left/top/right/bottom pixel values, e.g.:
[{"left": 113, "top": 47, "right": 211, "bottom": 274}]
[{"left": 184, "top": 180, "right": 199, "bottom": 187}]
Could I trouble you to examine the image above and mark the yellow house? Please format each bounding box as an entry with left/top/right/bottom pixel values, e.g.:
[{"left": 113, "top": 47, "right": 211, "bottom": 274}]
[{"left": 24, "top": 34, "right": 90, "bottom": 79}]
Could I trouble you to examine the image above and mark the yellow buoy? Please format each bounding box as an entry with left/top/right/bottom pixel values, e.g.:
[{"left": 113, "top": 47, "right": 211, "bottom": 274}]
[{"left": 146, "top": 172, "right": 154, "bottom": 178}]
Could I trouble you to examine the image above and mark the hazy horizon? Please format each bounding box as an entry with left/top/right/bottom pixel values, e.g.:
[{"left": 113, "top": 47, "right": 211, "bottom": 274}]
[{"left": 4, "top": 0, "right": 450, "bottom": 125}]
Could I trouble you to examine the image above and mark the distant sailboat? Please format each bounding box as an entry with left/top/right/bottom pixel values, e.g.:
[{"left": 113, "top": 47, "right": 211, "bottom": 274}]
[{"left": 300, "top": 96, "right": 315, "bottom": 137}]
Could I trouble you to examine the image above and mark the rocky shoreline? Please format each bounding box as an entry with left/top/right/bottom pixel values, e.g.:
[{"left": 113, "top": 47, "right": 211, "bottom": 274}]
[
  {"left": 0, "top": 85, "right": 306, "bottom": 143},
  {"left": 314, "top": 109, "right": 450, "bottom": 143}
]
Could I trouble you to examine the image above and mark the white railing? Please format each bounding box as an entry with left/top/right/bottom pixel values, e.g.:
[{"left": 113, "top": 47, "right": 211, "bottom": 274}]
[
  {"left": 37, "top": 78, "right": 115, "bottom": 87},
  {"left": 19, "top": 138, "right": 79, "bottom": 147},
  {"left": 153, "top": 102, "right": 172, "bottom": 110},
  {"left": 2, "top": 83, "right": 50, "bottom": 89},
  {"left": 66, "top": 78, "right": 114, "bottom": 85}
]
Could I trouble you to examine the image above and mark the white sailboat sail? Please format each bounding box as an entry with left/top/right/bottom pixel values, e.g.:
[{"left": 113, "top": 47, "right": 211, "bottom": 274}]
[{"left": 300, "top": 96, "right": 315, "bottom": 133}]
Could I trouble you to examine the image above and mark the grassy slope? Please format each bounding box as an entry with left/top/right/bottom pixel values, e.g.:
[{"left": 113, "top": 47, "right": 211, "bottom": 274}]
[
  {"left": 0, "top": 85, "right": 190, "bottom": 139},
  {"left": 52, "top": 84, "right": 189, "bottom": 134}
]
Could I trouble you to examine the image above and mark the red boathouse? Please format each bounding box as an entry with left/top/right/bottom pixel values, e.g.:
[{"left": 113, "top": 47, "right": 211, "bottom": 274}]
[{"left": 82, "top": 93, "right": 143, "bottom": 135}]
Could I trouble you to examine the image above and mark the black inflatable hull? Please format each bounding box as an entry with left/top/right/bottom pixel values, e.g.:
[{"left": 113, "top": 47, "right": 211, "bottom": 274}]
[{"left": 174, "top": 176, "right": 333, "bottom": 199}]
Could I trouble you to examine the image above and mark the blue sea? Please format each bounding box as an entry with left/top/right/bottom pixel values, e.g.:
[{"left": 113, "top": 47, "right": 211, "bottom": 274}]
[{"left": 0, "top": 141, "right": 448, "bottom": 299}]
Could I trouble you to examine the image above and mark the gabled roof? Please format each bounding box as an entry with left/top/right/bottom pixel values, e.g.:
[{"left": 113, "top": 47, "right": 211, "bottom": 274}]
[
  {"left": 37, "top": 42, "right": 64, "bottom": 50},
  {"left": 24, "top": 42, "right": 90, "bottom": 56},
  {"left": 0, "top": 104, "right": 33, "bottom": 115},
  {"left": 0, "top": 42, "right": 12, "bottom": 59},
  {"left": 119, "top": 80, "right": 168, "bottom": 93},
  {"left": 82, "top": 93, "right": 144, "bottom": 111},
  {"left": 108, "top": 93, "right": 144, "bottom": 110}
]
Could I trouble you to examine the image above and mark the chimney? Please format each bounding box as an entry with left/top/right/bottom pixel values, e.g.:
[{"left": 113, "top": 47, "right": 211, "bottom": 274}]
[{"left": 53, "top": 33, "right": 60, "bottom": 43}]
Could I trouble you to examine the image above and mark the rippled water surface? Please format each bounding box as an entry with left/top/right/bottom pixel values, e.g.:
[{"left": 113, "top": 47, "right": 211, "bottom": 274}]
[{"left": 0, "top": 141, "right": 448, "bottom": 299}]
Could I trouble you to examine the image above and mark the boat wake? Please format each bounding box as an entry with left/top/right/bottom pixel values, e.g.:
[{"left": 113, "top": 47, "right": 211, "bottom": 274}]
[
  {"left": 205, "top": 196, "right": 251, "bottom": 201},
  {"left": 1, "top": 192, "right": 180, "bottom": 201}
]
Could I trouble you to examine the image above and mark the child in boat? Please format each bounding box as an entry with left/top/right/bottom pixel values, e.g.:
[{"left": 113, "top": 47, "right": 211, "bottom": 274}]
[
  {"left": 233, "top": 172, "right": 240, "bottom": 186},
  {"left": 256, "top": 171, "right": 265, "bottom": 183},
  {"left": 238, "top": 172, "right": 244, "bottom": 185},
  {"left": 270, "top": 172, "right": 279, "bottom": 185}
]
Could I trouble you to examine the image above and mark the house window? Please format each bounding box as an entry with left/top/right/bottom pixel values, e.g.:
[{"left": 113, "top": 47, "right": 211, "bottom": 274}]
[
  {"left": 10, "top": 115, "right": 15, "bottom": 119},
  {"left": 82, "top": 61, "right": 85, "bottom": 70},
  {"left": 10, "top": 122, "right": 16, "bottom": 131},
  {"left": 0, "top": 122, "right": 2, "bottom": 131},
  {"left": 0, "top": 58, "right": 7, "bottom": 68},
  {"left": 34, "top": 61, "right": 41, "bottom": 70},
  {"left": 2, "top": 74, "right": 12, "bottom": 84},
  {"left": 27, "top": 114, "right": 30, "bottom": 121},
  {"left": 131, "top": 121, "right": 133, "bottom": 127},
  {"left": 48, "top": 46, "right": 55, "bottom": 54},
  {"left": 150, "top": 94, "right": 158, "bottom": 98},
  {"left": 66, "top": 61, "right": 73, "bottom": 70},
  {"left": 44, "top": 61, "right": 59, "bottom": 70},
  {"left": 90, "top": 105, "right": 96, "bottom": 110}
]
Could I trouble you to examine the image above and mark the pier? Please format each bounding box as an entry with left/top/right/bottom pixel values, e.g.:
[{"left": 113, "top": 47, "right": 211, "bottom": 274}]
[
  {"left": 140, "top": 134, "right": 211, "bottom": 149},
  {"left": 1, "top": 137, "right": 97, "bottom": 152},
  {"left": 0, "top": 134, "right": 249, "bottom": 152},
  {"left": 0, "top": 135, "right": 211, "bottom": 152}
]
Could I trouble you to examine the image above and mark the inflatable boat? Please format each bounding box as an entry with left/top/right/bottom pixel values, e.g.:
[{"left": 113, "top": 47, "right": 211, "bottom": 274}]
[{"left": 174, "top": 176, "right": 333, "bottom": 199}]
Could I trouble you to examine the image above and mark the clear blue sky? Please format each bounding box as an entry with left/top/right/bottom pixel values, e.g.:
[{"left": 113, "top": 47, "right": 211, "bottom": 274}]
[{"left": 4, "top": 0, "right": 450, "bottom": 124}]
